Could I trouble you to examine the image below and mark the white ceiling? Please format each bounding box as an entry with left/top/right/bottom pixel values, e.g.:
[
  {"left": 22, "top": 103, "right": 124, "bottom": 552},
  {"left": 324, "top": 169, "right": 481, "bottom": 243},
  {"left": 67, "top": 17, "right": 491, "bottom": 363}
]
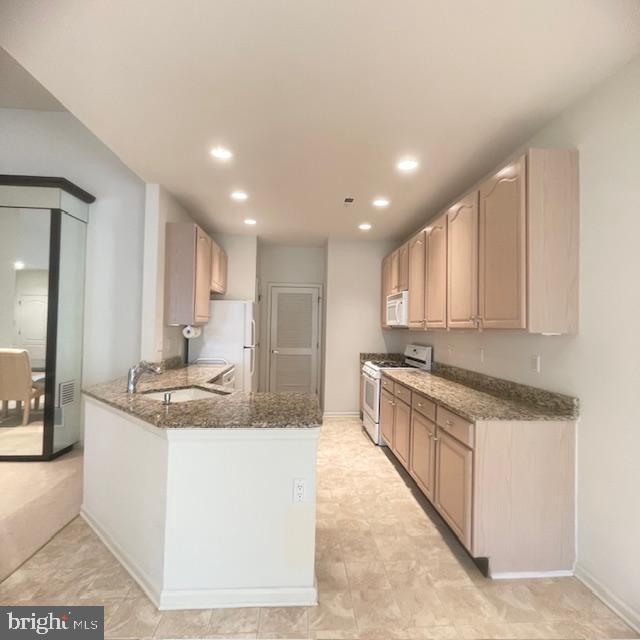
[
  {"left": 1, "top": 1, "right": 639, "bottom": 245},
  {"left": 0, "top": 47, "right": 63, "bottom": 111}
]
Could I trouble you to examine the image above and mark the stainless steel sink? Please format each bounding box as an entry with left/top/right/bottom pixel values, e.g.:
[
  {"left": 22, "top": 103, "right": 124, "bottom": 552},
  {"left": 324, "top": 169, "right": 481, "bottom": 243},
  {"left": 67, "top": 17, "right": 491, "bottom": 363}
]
[{"left": 142, "top": 387, "right": 228, "bottom": 402}]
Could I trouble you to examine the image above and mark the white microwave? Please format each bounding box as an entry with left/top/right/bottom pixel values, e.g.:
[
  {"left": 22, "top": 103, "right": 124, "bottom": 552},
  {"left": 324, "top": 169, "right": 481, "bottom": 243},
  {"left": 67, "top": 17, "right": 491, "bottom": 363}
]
[{"left": 386, "top": 291, "right": 409, "bottom": 327}]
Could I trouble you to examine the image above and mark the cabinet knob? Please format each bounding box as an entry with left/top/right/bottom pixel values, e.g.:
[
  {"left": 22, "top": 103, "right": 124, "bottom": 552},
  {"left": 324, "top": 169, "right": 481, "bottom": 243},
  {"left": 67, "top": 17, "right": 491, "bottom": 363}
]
[{"left": 446, "top": 419, "right": 454, "bottom": 426}]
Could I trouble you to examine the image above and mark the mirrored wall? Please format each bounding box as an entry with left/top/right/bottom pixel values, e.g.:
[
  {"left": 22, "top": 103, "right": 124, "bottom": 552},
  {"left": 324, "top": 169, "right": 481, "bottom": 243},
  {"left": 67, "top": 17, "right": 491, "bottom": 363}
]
[{"left": 0, "top": 177, "right": 91, "bottom": 460}]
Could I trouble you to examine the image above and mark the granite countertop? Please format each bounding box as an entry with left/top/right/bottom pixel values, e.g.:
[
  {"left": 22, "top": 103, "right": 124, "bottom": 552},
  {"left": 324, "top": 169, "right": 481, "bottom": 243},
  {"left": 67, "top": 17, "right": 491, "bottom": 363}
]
[
  {"left": 83, "top": 364, "right": 322, "bottom": 429},
  {"left": 383, "top": 369, "right": 578, "bottom": 422}
]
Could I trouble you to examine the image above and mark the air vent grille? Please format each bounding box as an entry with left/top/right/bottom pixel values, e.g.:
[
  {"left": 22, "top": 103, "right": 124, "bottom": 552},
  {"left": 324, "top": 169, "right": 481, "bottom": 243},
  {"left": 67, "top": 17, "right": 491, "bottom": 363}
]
[{"left": 59, "top": 380, "right": 76, "bottom": 407}]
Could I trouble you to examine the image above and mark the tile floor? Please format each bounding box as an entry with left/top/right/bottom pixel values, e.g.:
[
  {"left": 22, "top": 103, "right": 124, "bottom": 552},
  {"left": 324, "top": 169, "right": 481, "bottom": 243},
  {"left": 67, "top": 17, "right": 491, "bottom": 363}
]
[{"left": 0, "top": 417, "right": 637, "bottom": 639}]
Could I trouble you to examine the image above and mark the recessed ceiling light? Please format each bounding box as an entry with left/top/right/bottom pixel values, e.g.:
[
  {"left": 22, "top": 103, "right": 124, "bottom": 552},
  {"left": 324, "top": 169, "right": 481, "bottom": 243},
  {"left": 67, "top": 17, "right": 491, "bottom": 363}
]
[
  {"left": 244, "top": 218, "right": 257, "bottom": 226},
  {"left": 210, "top": 146, "right": 233, "bottom": 160},
  {"left": 231, "top": 190, "right": 248, "bottom": 201},
  {"left": 14, "top": 260, "right": 24, "bottom": 270},
  {"left": 359, "top": 223, "right": 372, "bottom": 231},
  {"left": 397, "top": 158, "right": 419, "bottom": 172},
  {"left": 372, "top": 198, "right": 390, "bottom": 208}
]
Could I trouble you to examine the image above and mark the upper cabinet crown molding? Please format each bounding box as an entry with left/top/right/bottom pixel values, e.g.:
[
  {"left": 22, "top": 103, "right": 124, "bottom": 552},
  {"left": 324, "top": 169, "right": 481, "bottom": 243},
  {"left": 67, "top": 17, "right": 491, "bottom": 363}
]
[{"left": 383, "top": 147, "right": 579, "bottom": 335}]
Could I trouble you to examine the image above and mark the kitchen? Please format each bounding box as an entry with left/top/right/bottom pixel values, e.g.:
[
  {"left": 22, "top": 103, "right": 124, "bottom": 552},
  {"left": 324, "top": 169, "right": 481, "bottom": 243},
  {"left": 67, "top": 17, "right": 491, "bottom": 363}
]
[{"left": 1, "top": 3, "right": 640, "bottom": 639}]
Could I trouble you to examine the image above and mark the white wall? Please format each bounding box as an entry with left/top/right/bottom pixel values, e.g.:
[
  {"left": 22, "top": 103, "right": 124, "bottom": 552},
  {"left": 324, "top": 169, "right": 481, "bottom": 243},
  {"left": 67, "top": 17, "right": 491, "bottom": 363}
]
[
  {"left": 0, "top": 108, "right": 145, "bottom": 386},
  {"left": 395, "top": 57, "right": 640, "bottom": 627},
  {"left": 212, "top": 233, "right": 258, "bottom": 301},
  {"left": 324, "top": 239, "right": 403, "bottom": 414},
  {"left": 140, "top": 184, "right": 194, "bottom": 363},
  {"left": 257, "top": 244, "right": 327, "bottom": 392}
]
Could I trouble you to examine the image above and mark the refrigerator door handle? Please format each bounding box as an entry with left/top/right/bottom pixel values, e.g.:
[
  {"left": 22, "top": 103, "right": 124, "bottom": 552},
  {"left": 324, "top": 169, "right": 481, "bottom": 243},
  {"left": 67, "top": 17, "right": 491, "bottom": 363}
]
[
  {"left": 250, "top": 318, "right": 256, "bottom": 348},
  {"left": 249, "top": 347, "right": 255, "bottom": 376}
]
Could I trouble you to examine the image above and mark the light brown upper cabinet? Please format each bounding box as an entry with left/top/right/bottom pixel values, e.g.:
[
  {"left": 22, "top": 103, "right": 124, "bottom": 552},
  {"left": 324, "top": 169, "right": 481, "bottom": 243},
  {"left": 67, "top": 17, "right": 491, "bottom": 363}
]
[
  {"left": 425, "top": 215, "right": 447, "bottom": 329},
  {"left": 398, "top": 242, "right": 409, "bottom": 292},
  {"left": 210, "top": 239, "right": 228, "bottom": 295},
  {"left": 447, "top": 192, "right": 479, "bottom": 329},
  {"left": 165, "top": 222, "right": 212, "bottom": 326},
  {"left": 408, "top": 231, "right": 426, "bottom": 329},
  {"left": 389, "top": 250, "right": 399, "bottom": 293},
  {"left": 478, "top": 156, "right": 526, "bottom": 329},
  {"left": 381, "top": 254, "right": 392, "bottom": 328}
]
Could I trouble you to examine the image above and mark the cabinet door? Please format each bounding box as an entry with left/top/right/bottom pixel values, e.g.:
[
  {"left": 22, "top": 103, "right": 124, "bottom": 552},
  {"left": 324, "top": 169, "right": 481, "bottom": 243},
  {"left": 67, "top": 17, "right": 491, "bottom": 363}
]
[
  {"left": 410, "top": 410, "right": 436, "bottom": 500},
  {"left": 425, "top": 215, "right": 447, "bottom": 329},
  {"left": 398, "top": 242, "right": 409, "bottom": 291},
  {"left": 479, "top": 156, "right": 526, "bottom": 329},
  {"left": 381, "top": 255, "right": 392, "bottom": 327},
  {"left": 435, "top": 430, "right": 473, "bottom": 550},
  {"left": 408, "top": 231, "right": 426, "bottom": 328},
  {"left": 194, "top": 226, "right": 212, "bottom": 323},
  {"left": 218, "top": 248, "right": 228, "bottom": 294},
  {"left": 380, "top": 388, "right": 395, "bottom": 446},
  {"left": 390, "top": 250, "right": 400, "bottom": 293},
  {"left": 447, "top": 192, "right": 478, "bottom": 329},
  {"left": 393, "top": 399, "right": 411, "bottom": 469}
]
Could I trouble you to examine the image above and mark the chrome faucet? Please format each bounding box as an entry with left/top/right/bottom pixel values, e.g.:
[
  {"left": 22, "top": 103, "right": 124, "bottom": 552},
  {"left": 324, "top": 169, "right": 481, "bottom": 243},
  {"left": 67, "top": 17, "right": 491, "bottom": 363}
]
[{"left": 127, "top": 360, "right": 162, "bottom": 394}]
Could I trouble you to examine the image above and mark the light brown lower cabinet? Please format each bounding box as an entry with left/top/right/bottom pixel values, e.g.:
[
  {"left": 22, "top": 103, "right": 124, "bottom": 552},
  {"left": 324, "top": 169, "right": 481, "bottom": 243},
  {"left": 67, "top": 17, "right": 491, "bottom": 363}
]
[
  {"left": 380, "top": 388, "right": 395, "bottom": 446},
  {"left": 380, "top": 378, "right": 576, "bottom": 575},
  {"left": 392, "top": 399, "right": 411, "bottom": 469},
  {"left": 409, "top": 411, "right": 436, "bottom": 500},
  {"left": 434, "top": 429, "right": 473, "bottom": 550}
]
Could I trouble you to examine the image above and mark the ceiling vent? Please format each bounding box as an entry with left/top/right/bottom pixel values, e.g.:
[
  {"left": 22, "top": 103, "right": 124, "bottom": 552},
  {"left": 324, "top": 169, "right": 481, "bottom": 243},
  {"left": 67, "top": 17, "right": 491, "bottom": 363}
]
[{"left": 343, "top": 197, "right": 355, "bottom": 207}]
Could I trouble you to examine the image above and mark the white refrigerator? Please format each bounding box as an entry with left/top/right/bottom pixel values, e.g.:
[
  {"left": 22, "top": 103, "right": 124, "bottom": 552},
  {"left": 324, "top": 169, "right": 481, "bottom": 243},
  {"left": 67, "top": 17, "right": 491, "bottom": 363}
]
[{"left": 188, "top": 300, "right": 259, "bottom": 392}]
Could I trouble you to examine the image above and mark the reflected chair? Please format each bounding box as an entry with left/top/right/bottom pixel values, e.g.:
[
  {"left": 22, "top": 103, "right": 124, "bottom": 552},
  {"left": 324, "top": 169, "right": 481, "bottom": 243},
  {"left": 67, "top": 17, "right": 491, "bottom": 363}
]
[{"left": 0, "top": 349, "right": 46, "bottom": 426}]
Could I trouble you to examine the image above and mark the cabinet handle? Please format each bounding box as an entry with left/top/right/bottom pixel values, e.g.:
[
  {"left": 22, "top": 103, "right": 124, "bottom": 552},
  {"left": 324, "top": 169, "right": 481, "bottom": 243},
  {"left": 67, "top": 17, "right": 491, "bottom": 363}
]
[
  {"left": 432, "top": 436, "right": 440, "bottom": 442},
  {"left": 445, "top": 419, "right": 454, "bottom": 427}
]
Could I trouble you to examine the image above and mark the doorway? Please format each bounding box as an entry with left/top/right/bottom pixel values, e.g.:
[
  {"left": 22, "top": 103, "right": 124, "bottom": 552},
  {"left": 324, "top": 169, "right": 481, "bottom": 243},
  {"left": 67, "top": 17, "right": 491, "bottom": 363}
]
[{"left": 267, "top": 284, "right": 322, "bottom": 394}]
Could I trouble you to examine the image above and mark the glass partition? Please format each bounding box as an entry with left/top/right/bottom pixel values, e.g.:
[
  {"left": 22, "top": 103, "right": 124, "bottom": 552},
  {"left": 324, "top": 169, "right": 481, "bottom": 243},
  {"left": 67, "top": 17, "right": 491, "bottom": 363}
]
[{"left": 0, "top": 209, "right": 51, "bottom": 456}]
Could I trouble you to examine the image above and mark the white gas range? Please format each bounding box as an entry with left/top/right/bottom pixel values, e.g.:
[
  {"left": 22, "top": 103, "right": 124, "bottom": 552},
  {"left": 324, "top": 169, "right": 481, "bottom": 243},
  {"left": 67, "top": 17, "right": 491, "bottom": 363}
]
[{"left": 361, "top": 344, "right": 432, "bottom": 445}]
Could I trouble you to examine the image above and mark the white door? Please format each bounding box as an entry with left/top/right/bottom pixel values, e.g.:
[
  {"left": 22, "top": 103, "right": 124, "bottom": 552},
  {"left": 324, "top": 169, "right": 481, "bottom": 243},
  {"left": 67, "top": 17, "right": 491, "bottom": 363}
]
[
  {"left": 269, "top": 286, "right": 320, "bottom": 394},
  {"left": 15, "top": 294, "right": 48, "bottom": 363}
]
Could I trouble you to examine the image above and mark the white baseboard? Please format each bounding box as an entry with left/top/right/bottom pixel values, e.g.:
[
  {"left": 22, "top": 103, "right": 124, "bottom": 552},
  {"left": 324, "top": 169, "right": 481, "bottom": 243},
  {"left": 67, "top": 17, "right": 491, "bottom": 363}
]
[
  {"left": 491, "top": 569, "right": 574, "bottom": 580},
  {"left": 81, "top": 507, "right": 162, "bottom": 607},
  {"left": 575, "top": 563, "right": 640, "bottom": 633},
  {"left": 82, "top": 507, "right": 318, "bottom": 610},
  {"left": 323, "top": 412, "right": 360, "bottom": 419},
  {"left": 159, "top": 584, "right": 318, "bottom": 610}
]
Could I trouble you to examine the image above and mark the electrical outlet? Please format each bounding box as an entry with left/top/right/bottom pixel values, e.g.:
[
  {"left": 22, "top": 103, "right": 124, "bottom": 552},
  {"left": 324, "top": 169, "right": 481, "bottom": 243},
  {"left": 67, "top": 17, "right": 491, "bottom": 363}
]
[
  {"left": 293, "top": 478, "right": 306, "bottom": 503},
  {"left": 447, "top": 345, "right": 453, "bottom": 358},
  {"left": 531, "top": 354, "right": 541, "bottom": 373},
  {"left": 479, "top": 348, "right": 485, "bottom": 364}
]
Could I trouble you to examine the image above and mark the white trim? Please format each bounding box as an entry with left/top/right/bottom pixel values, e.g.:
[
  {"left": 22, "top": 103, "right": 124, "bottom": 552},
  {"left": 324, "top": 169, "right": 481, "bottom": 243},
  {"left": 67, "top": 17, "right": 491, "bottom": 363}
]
[
  {"left": 323, "top": 412, "right": 360, "bottom": 418},
  {"left": 158, "top": 582, "right": 318, "bottom": 610},
  {"left": 575, "top": 563, "right": 640, "bottom": 634},
  {"left": 81, "top": 507, "right": 162, "bottom": 607},
  {"left": 490, "top": 569, "right": 574, "bottom": 580}
]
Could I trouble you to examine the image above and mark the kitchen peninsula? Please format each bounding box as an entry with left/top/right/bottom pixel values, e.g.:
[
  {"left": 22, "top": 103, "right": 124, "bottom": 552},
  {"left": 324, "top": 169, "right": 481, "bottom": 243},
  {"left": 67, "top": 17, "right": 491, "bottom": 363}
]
[{"left": 82, "top": 364, "right": 322, "bottom": 610}]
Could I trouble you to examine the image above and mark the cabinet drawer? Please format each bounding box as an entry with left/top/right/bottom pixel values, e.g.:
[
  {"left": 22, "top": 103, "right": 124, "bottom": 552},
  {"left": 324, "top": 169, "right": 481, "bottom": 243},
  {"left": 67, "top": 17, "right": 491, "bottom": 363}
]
[
  {"left": 436, "top": 407, "right": 474, "bottom": 448},
  {"left": 412, "top": 393, "right": 436, "bottom": 421},
  {"left": 381, "top": 376, "right": 394, "bottom": 392},
  {"left": 394, "top": 383, "right": 411, "bottom": 405}
]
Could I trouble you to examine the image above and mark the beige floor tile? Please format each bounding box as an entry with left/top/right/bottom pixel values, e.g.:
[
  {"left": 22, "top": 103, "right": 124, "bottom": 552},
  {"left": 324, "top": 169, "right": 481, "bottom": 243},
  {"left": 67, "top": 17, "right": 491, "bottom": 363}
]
[
  {"left": 424, "top": 558, "right": 475, "bottom": 589},
  {"left": 105, "top": 596, "right": 162, "bottom": 639},
  {"left": 478, "top": 583, "right": 541, "bottom": 623},
  {"left": 457, "top": 622, "right": 557, "bottom": 639},
  {"left": 0, "top": 568, "right": 43, "bottom": 602},
  {"left": 154, "top": 608, "right": 213, "bottom": 638},
  {"left": 435, "top": 587, "right": 499, "bottom": 625},
  {"left": 344, "top": 560, "right": 392, "bottom": 590},
  {"left": 582, "top": 617, "right": 639, "bottom": 639},
  {"left": 257, "top": 606, "right": 309, "bottom": 638},
  {"left": 208, "top": 607, "right": 261, "bottom": 635},
  {"left": 350, "top": 589, "right": 404, "bottom": 631},
  {"left": 394, "top": 587, "right": 451, "bottom": 627},
  {"left": 308, "top": 590, "right": 357, "bottom": 633},
  {"left": 384, "top": 560, "right": 433, "bottom": 590},
  {"left": 31, "top": 568, "right": 98, "bottom": 604},
  {"left": 316, "top": 560, "right": 350, "bottom": 590}
]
